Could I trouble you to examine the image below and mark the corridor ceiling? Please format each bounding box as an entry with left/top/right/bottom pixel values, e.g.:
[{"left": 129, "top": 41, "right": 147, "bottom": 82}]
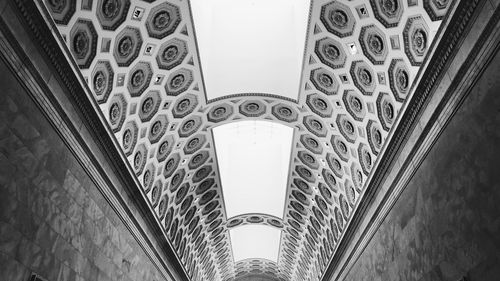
[{"left": 42, "top": 0, "right": 450, "bottom": 280}]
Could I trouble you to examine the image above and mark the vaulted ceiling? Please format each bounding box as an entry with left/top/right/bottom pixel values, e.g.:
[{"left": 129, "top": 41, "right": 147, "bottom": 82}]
[{"left": 43, "top": 0, "right": 451, "bottom": 280}]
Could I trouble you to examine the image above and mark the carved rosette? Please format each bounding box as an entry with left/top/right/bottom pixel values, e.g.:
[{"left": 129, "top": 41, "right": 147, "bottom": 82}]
[
  {"left": 188, "top": 150, "right": 210, "bottom": 170},
  {"left": 97, "top": 0, "right": 130, "bottom": 31},
  {"left": 359, "top": 25, "right": 388, "bottom": 65},
  {"left": 320, "top": 1, "right": 356, "bottom": 38},
  {"left": 300, "top": 134, "right": 323, "bottom": 155},
  {"left": 156, "top": 38, "right": 188, "bottom": 70},
  {"left": 172, "top": 93, "right": 198, "bottom": 119},
  {"left": 358, "top": 142, "right": 373, "bottom": 175},
  {"left": 298, "top": 151, "right": 319, "bottom": 170},
  {"left": 146, "top": 2, "right": 182, "bottom": 39},
  {"left": 376, "top": 92, "right": 396, "bottom": 131},
  {"left": 239, "top": 100, "right": 267, "bottom": 117},
  {"left": 315, "top": 37, "right": 347, "bottom": 69},
  {"left": 366, "top": 120, "right": 383, "bottom": 155},
  {"left": 183, "top": 134, "right": 207, "bottom": 155},
  {"left": 156, "top": 135, "right": 175, "bottom": 162},
  {"left": 310, "top": 68, "right": 339, "bottom": 95},
  {"left": 69, "top": 19, "right": 97, "bottom": 69},
  {"left": 370, "top": 0, "right": 403, "bottom": 28},
  {"left": 331, "top": 135, "right": 349, "bottom": 162},
  {"left": 45, "top": 0, "right": 76, "bottom": 25},
  {"left": 388, "top": 59, "right": 411, "bottom": 102},
  {"left": 178, "top": 115, "right": 202, "bottom": 138},
  {"left": 336, "top": 114, "right": 358, "bottom": 143},
  {"left": 121, "top": 120, "right": 138, "bottom": 156},
  {"left": 165, "top": 68, "right": 193, "bottom": 96},
  {"left": 403, "top": 16, "right": 430, "bottom": 66},
  {"left": 326, "top": 153, "right": 344, "bottom": 178},
  {"left": 303, "top": 115, "right": 328, "bottom": 137},
  {"left": 342, "top": 90, "right": 366, "bottom": 121},
  {"left": 148, "top": 115, "right": 168, "bottom": 144},
  {"left": 350, "top": 60, "right": 376, "bottom": 96},
  {"left": 91, "top": 60, "right": 114, "bottom": 104},
  {"left": 272, "top": 103, "right": 298, "bottom": 123},
  {"left": 138, "top": 90, "right": 161, "bottom": 122},
  {"left": 108, "top": 93, "right": 127, "bottom": 133},
  {"left": 113, "top": 27, "right": 143, "bottom": 67},
  {"left": 133, "top": 143, "right": 147, "bottom": 176},
  {"left": 424, "top": 0, "right": 452, "bottom": 21},
  {"left": 350, "top": 162, "right": 364, "bottom": 192},
  {"left": 306, "top": 93, "right": 333, "bottom": 118},
  {"left": 207, "top": 103, "right": 234, "bottom": 123},
  {"left": 127, "top": 61, "right": 152, "bottom": 97},
  {"left": 163, "top": 152, "right": 180, "bottom": 178}
]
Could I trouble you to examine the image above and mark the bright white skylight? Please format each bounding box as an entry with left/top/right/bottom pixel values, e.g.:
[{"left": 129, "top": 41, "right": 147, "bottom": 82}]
[
  {"left": 230, "top": 225, "right": 282, "bottom": 262},
  {"left": 212, "top": 121, "right": 293, "bottom": 219},
  {"left": 190, "top": 0, "right": 311, "bottom": 100}
]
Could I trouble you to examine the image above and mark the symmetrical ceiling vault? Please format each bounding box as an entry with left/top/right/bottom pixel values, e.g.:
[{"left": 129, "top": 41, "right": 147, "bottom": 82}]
[{"left": 43, "top": 0, "right": 451, "bottom": 280}]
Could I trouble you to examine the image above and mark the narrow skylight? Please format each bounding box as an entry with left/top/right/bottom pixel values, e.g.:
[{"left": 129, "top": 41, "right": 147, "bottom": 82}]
[
  {"left": 230, "top": 225, "right": 282, "bottom": 262},
  {"left": 212, "top": 121, "right": 293, "bottom": 218},
  {"left": 190, "top": 0, "right": 311, "bottom": 101}
]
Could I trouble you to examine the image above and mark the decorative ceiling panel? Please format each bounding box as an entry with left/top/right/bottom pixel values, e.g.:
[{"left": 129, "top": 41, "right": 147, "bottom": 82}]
[{"left": 43, "top": 0, "right": 451, "bottom": 280}]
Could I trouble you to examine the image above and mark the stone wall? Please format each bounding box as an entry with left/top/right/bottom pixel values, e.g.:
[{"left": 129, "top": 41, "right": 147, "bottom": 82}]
[
  {"left": 341, "top": 47, "right": 500, "bottom": 280},
  {"left": 0, "top": 59, "right": 166, "bottom": 280}
]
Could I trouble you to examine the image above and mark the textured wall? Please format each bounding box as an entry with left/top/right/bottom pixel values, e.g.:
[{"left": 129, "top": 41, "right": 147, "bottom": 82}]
[
  {"left": 342, "top": 49, "right": 500, "bottom": 280},
  {"left": 0, "top": 60, "right": 166, "bottom": 280}
]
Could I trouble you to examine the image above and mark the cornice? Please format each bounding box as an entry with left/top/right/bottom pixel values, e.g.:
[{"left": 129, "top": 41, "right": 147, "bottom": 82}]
[
  {"left": 0, "top": 1, "right": 189, "bottom": 280},
  {"left": 321, "top": 0, "right": 500, "bottom": 280}
]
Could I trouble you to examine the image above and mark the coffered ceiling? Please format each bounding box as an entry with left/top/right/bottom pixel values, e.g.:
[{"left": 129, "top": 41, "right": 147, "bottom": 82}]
[{"left": 42, "top": 0, "right": 451, "bottom": 280}]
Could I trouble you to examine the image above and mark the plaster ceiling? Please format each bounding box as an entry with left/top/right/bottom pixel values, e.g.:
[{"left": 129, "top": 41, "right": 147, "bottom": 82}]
[{"left": 43, "top": 0, "right": 451, "bottom": 280}]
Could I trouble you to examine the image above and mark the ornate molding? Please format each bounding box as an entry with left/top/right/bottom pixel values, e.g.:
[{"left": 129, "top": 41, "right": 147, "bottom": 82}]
[
  {"left": 1, "top": 1, "right": 189, "bottom": 280},
  {"left": 321, "top": 0, "right": 500, "bottom": 280}
]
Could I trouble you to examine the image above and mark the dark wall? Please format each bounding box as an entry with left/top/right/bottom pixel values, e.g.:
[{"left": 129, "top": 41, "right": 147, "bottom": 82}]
[
  {"left": 0, "top": 59, "right": 165, "bottom": 279},
  {"left": 342, "top": 50, "right": 500, "bottom": 280}
]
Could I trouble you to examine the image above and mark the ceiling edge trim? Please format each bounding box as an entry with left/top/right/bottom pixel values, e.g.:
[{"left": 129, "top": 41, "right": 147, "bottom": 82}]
[
  {"left": 321, "top": 0, "right": 500, "bottom": 280},
  {"left": 0, "top": 1, "right": 190, "bottom": 280}
]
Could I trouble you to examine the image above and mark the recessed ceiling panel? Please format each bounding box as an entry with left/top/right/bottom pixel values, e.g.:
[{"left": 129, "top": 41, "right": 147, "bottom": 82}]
[
  {"left": 191, "top": 0, "right": 311, "bottom": 101},
  {"left": 230, "top": 225, "right": 282, "bottom": 262},
  {"left": 213, "top": 121, "right": 293, "bottom": 218}
]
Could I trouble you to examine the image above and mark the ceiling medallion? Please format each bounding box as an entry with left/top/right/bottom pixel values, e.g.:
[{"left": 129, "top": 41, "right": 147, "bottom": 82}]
[
  {"left": 424, "top": 0, "right": 452, "bottom": 21},
  {"left": 272, "top": 103, "right": 298, "bottom": 122},
  {"left": 366, "top": 120, "right": 383, "bottom": 155},
  {"left": 343, "top": 90, "right": 366, "bottom": 121},
  {"left": 114, "top": 27, "right": 142, "bottom": 67},
  {"left": 376, "top": 92, "right": 396, "bottom": 131},
  {"left": 350, "top": 61, "right": 376, "bottom": 96},
  {"left": 310, "top": 68, "right": 339, "bottom": 95},
  {"left": 370, "top": 0, "right": 403, "bottom": 28},
  {"left": 157, "top": 38, "right": 188, "bottom": 70},
  {"left": 91, "top": 60, "right": 114, "bottom": 104},
  {"left": 207, "top": 103, "right": 234, "bottom": 123},
  {"left": 388, "top": 59, "right": 410, "bottom": 102},
  {"left": 127, "top": 62, "right": 152, "bottom": 97},
  {"left": 121, "top": 121, "right": 138, "bottom": 156},
  {"left": 70, "top": 19, "right": 97, "bottom": 69},
  {"left": 157, "top": 135, "right": 175, "bottom": 162},
  {"left": 320, "top": 1, "right": 356, "bottom": 38},
  {"left": 306, "top": 93, "right": 333, "bottom": 118},
  {"left": 315, "top": 37, "right": 347, "bottom": 69},
  {"left": 165, "top": 68, "right": 193, "bottom": 96},
  {"left": 239, "top": 100, "right": 267, "bottom": 117},
  {"left": 97, "top": 0, "right": 130, "bottom": 30},
  {"left": 146, "top": 2, "right": 182, "bottom": 39},
  {"left": 108, "top": 93, "right": 127, "bottom": 132},
  {"left": 46, "top": 0, "right": 75, "bottom": 25},
  {"left": 359, "top": 25, "right": 388, "bottom": 65},
  {"left": 404, "top": 16, "right": 430, "bottom": 66},
  {"left": 172, "top": 93, "right": 198, "bottom": 119}
]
